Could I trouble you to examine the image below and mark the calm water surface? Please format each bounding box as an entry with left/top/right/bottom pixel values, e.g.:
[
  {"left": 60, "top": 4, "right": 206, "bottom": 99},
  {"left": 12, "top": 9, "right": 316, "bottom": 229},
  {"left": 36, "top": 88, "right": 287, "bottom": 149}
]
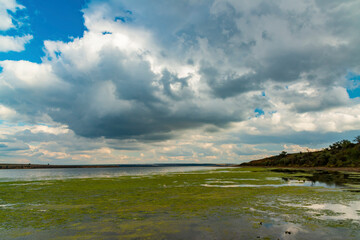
[{"left": 0, "top": 166, "right": 218, "bottom": 182}]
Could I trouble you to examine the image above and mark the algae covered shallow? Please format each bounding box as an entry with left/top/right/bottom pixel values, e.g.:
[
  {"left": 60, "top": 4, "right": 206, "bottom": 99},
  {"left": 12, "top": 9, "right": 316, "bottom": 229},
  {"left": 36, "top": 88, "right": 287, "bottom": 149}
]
[{"left": 0, "top": 167, "right": 359, "bottom": 239}]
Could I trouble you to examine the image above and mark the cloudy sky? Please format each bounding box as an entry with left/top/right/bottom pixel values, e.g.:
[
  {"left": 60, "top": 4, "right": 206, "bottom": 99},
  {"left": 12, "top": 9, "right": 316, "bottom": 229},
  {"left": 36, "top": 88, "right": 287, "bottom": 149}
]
[{"left": 0, "top": 0, "right": 360, "bottom": 164}]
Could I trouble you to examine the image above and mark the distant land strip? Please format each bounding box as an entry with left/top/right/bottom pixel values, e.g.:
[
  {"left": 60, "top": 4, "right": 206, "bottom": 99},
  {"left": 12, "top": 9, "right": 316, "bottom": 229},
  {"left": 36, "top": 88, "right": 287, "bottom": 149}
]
[
  {"left": 240, "top": 138, "right": 360, "bottom": 170},
  {"left": 0, "top": 163, "right": 234, "bottom": 169}
]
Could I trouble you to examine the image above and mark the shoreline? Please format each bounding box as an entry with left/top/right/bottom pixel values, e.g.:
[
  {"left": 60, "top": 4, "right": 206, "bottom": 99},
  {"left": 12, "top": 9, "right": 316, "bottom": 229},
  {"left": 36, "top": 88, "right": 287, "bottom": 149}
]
[{"left": 1, "top": 163, "right": 359, "bottom": 172}]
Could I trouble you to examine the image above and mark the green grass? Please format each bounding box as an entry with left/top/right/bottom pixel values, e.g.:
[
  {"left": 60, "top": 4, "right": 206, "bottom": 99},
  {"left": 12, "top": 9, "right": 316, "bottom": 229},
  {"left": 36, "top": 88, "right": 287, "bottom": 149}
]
[{"left": 0, "top": 167, "right": 359, "bottom": 239}]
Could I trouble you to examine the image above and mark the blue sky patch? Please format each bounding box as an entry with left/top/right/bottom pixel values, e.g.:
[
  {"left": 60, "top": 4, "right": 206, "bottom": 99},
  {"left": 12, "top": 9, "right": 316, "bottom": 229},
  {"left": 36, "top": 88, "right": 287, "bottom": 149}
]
[
  {"left": 346, "top": 72, "right": 360, "bottom": 98},
  {"left": 0, "top": 0, "right": 86, "bottom": 63},
  {"left": 254, "top": 108, "right": 265, "bottom": 117},
  {"left": 347, "top": 88, "right": 360, "bottom": 99}
]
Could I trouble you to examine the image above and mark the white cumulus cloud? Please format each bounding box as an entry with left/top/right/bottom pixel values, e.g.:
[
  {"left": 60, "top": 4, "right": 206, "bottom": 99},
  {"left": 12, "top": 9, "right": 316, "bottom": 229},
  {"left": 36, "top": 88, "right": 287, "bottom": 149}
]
[
  {"left": 0, "top": 35, "right": 33, "bottom": 52},
  {"left": 0, "top": 0, "right": 24, "bottom": 31},
  {"left": 0, "top": 0, "right": 32, "bottom": 52}
]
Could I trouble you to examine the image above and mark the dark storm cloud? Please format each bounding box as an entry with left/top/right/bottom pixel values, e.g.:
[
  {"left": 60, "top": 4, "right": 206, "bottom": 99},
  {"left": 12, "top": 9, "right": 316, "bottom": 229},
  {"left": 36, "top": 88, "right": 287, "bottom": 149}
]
[
  {"left": 42, "top": 43, "right": 245, "bottom": 140},
  {"left": 200, "top": 66, "right": 261, "bottom": 98}
]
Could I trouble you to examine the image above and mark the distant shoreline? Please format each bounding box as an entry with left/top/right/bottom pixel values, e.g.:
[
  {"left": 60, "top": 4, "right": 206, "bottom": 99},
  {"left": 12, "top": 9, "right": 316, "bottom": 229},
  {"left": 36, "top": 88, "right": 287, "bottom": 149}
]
[{"left": 0, "top": 163, "right": 233, "bottom": 169}]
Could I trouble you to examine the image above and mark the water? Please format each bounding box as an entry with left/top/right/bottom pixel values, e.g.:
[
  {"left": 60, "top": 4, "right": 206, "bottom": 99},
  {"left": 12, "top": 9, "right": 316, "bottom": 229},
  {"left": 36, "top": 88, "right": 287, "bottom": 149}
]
[
  {"left": 0, "top": 166, "right": 217, "bottom": 182},
  {"left": 305, "top": 201, "right": 360, "bottom": 221},
  {"left": 201, "top": 181, "right": 337, "bottom": 188},
  {"left": 202, "top": 176, "right": 344, "bottom": 189}
]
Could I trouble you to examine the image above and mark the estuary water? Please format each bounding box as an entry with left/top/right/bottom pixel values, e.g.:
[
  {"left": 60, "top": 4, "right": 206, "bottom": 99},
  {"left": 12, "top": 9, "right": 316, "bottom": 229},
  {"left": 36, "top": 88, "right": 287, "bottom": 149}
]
[{"left": 0, "top": 166, "right": 218, "bottom": 182}]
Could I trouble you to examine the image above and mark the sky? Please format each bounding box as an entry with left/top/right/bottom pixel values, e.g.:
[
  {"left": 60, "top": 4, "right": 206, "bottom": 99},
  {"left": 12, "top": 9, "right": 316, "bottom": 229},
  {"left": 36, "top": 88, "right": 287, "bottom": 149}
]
[{"left": 0, "top": 0, "right": 360, "bottom": 164}]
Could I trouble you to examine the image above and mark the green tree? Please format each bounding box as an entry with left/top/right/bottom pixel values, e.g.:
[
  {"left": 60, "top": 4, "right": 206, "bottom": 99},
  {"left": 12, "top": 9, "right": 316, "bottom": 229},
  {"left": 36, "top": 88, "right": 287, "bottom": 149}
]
[
  {"left": 329, "top": 140, "right": 352, "bottom": 150},
  {"left": 279, "top": 151, "right": 287, "bottom": 158}
]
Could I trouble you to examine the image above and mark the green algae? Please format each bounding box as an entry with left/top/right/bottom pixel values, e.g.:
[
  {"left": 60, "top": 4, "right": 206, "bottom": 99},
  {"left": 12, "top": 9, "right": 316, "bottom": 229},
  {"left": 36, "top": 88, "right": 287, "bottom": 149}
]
[{"left": 0, "top": 167, "right": 359, "bottom": 239}]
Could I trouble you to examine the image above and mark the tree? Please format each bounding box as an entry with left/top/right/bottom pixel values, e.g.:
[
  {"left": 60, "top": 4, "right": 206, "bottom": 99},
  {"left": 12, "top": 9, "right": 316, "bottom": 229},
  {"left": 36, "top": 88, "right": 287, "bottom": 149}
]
[
  {"left": 354, "top": 135, "right": 360, "bottom": 144},
  {"left": 279, "top": 151, "right": 287, "bottom": 158},
  {"left": 329, "top": 140, "right": 352, "bottom": 150}
]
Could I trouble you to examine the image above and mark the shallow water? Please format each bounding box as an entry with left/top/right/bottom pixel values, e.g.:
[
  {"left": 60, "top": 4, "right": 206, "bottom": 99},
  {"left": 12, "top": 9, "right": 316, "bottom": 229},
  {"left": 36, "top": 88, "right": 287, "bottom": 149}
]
[
  {"left": 202, "top": 179, "right": 340, "bottom": 188},
  {"left": 305, "top": 201, "right": 360, "bottom": 221},
  {"left": 0, "top": 166, "right": 217, "bottom": 182}
]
